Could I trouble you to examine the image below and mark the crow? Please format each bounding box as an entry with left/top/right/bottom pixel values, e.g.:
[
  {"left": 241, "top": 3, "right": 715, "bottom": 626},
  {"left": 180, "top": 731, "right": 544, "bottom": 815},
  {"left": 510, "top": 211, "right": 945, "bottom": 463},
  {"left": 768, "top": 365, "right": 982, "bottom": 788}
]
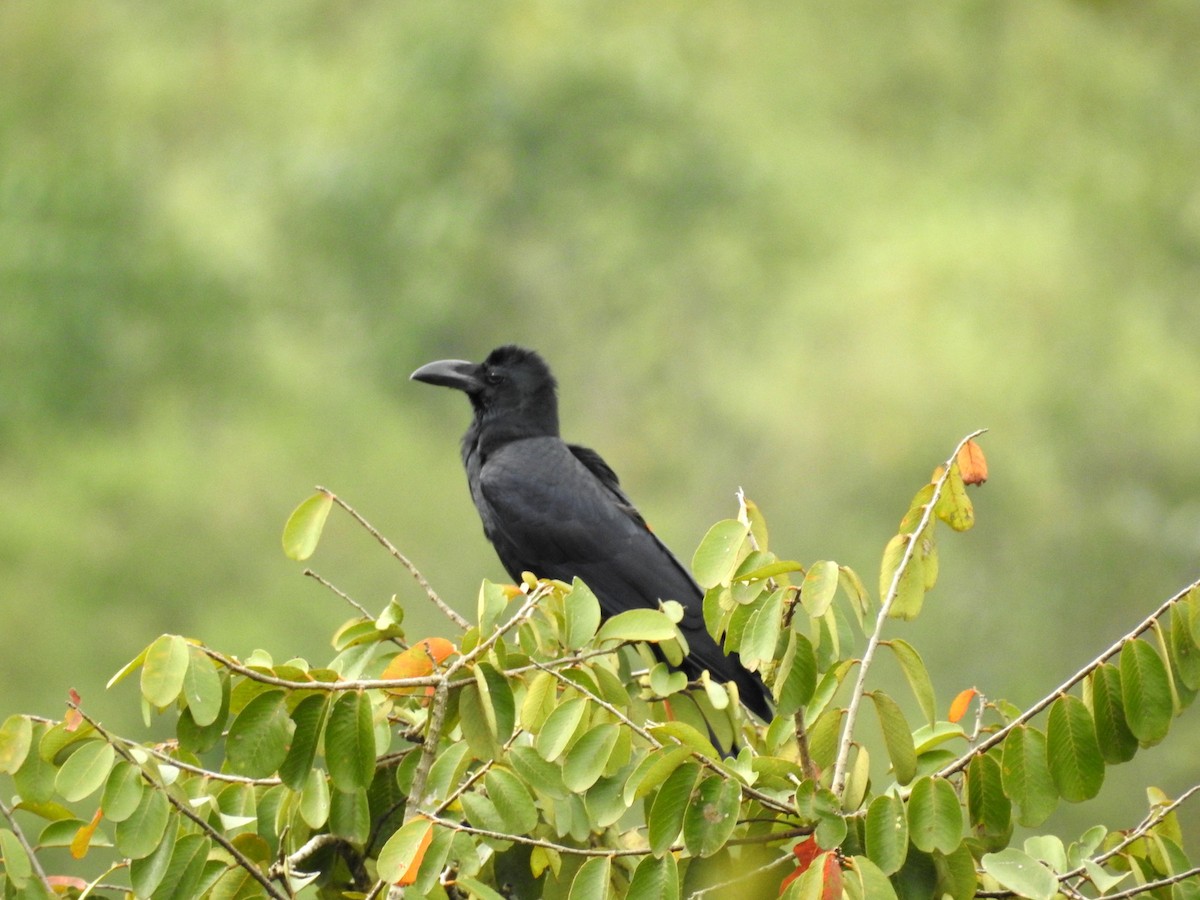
[{"left": 411, "top": 344, "right": 771, "bottom": 720}]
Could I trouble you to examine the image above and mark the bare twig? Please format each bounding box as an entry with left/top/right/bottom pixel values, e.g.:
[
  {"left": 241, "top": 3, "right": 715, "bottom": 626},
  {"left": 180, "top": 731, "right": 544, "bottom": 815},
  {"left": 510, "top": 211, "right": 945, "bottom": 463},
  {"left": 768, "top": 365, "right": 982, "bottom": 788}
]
[
  {"left": 831, "top": 429, "right": 987, "bottom": 797},
  {"left": 302, "top": 568, "right": 375, "bottom": 621},
  {"left": 318, "top": 487, "right": 469, "bottom": 629}
]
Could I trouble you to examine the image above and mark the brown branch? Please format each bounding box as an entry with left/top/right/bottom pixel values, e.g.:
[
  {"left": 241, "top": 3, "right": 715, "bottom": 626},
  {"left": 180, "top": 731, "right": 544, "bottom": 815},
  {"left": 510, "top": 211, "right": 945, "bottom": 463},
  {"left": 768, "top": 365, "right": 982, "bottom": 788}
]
[
  {"left": 0, "top": 797, "right": 53, "bottom": 893},
  {"left": 318, "top": 487, "right": 469, "bottom": 629}
]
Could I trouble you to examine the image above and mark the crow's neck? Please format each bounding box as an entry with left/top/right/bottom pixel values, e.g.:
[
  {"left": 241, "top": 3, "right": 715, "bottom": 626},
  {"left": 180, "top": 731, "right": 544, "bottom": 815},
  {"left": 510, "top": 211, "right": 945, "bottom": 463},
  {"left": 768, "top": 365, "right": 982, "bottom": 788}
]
[{"left": 461, "top": 406, "right": 559, "bottom": 465}]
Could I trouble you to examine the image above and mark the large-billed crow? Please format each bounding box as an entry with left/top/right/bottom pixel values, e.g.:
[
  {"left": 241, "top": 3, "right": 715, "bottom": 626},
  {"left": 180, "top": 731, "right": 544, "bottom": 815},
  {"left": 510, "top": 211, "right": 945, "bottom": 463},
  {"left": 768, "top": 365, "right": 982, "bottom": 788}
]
[{"left": 411, "top": 345, "right": 771, "bottom": 719}]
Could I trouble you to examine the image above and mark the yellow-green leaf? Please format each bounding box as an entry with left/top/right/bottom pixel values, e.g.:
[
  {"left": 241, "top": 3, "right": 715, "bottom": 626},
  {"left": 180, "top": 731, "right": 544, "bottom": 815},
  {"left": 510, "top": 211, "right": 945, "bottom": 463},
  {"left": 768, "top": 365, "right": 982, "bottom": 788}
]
[
  {"left": 865, "top": 793, "right": 908, "bottom": 875},
  {"left": 140, "top": 635, "right": 189, "bottom": 709},
  {"left": 182, "top": 646, "right": 223, "bottom": 727},
  {"left": 0, "top": 715, "right": 32, "bottom": 774},
  {"left": 801, "top": 560, "right": 839, "bottom": 618},
  {"left": 1120, "top": 639, "right": 1173, "bottom": 744},
  {"left": 595, "top": 609, "right": 678, "bottom": 645},
  {"left": 692, "top": 519, "right": 749, "bottom": 589},
  {"left": 55, "top": 740, "right": 116, "bottom": 802},
  {"left": 282, "top": 491, "right": 333, "bottom": 561},
  {"left": 907, "top": 776, "right": 962, "bottom": 855}
]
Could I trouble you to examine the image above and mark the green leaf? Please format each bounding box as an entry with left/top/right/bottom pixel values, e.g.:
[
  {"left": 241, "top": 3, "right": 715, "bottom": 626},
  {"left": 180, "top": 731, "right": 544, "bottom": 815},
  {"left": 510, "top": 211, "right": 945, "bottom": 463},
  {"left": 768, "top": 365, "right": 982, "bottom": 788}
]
[
  {"left": 981, "top": 849, "right": 1058, "bottom": 900},
  {"left": 329, "top": 786, "right": 369, "bottom": 844},
  {"left": 1001, "top": 725, "right": 1057, "bottom": 827},
  {"left": 377, "top": 817, "right": 434, "bottom": 884},
  {"left": 182, "top": 646, "right": 223, "bottom": 727},
  {"left": 140, "top": 634, "right": 190, "bottom": 709},
  {"left": 12, "top": 722, "right": 54, "bottom": 804},
  {"left": 623, "top": 745, "right": 694, "bottom": 805},
  {"left": 627, "top": 852, "right": 680, "bottom": 900},
  {"left": 153, "top": 833, "right": 210, "bottom": 900},
  {"left": 568, "top": 856, "right": 611, "bottom": 900},
  {"left": 225, "top": 690, "right": 292, "bottom": 779},
  {"left": 459, "top": 682, "right": 500, "bottom": 760},
  {"left": 474, "top": 661, "right": 515, "bottom": 747},
  {"left": 647, "top": 721, "right": 718, "bottom": 759},
  {"left": 115, "top": 784, "right": 171, "bottom": 858},
  {"left": 881, "top": 533, "right": 926, "bottom": 621},
  {"left": 299, "top": 767, "right": 330, "bottom": 829},
  {"left": 460, "top": 791, "right": 506, "bottom": 834},
  {"left": 563, "top": 724, "right": 620, "bottom": 793},
  {"left": 129, "top": 824, "right": 176, "bottom": 898},
  {"left": 1120, "top": 639, "right": 1173, "bottom": 744},
  {"left": 739, "top": 588, "right": 784, "bottom": 668},
  {"left": 682, "top": 774, "right": 741, "bottom": 858},
  {"left": 848, "top": 856, "right": 899, "bottom": 900},
  {"left": 279, "top": 694, "right": 330, "bottom": 790},
  {"left": 933, "top": 841, "right": 977, "bottom": 900},
  {"left": 692, "top": 519, "right": 749, "bottom": 588},
  {"left": 509, "top": 746, "right": 568, "bottom": 800},
  {"left": 54, "top": 740, "right": 116, "bottom": 802},
  {"left": 282, "top": 491, "right": 333, "bottom": 561},
  {"left": 886, "top": 639, "right": 937, "bottom": 725},
  {"left": 865, "top": 793, "right": 908, "bottom": 875},
  {"left": 936, "top": 462, "right": 975, "bottom": 532},
  {"left": 1087, "top": 664, "right": 1137, "bottom": 764},
  {"left": 869, "top": 692, "right": 916, "bottom": 786},
  {"left": 536, "top": 697, "right": 588, "bottom": 762},
  {"left": 800, "top": 561, "right": 839, "bottom": 618},
  {"left": 1046, "top": 695, "right": 1104, "bottom": 802},
  {"left": 486, "top": 767, "right": 540, "bottom": 835},
  {"left": 0, "top": 715, "right": 33, "bottom": 774},
  {"left": 102, "top": 760, "right": 145, "bottom": 822},
  {"left": 1170, "top": 601, "right": 1200, "bottom": 691},
  {"left": 773, "top": 631, "right": 817, "bottom": 718},
  {"left": 648, "top": 761, "right": 700, "bottom": 856},
  {"left": 907, "top": 776, "right": 962, "bottom": 855},
  {"left": 595, "top": 608, "right": 678, "bottom": 645},
  {"left": 564, "top": 578, "right": 602, "bottom": 649},
  {"left": 326, "top": 691, "right": 377, "bottom": 792},
  {"left": 966, "top": 752, "right": 1012, "bottom": 852},
  {"left": 0, "top": 828, "right": 31, "bottom": 889}
]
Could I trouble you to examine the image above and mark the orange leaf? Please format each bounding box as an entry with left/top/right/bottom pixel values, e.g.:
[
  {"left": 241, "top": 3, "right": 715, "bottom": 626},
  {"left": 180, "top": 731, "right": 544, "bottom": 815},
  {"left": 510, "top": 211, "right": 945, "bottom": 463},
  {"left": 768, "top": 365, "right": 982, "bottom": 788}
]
[
  {"left": 948, "top": 687, "right": 978, "bottom": 724},
  {"left": 47, "top": 877, "right": 90, "bottom": 891},
  {"left": 381, "top": 638, "right": 457, "bottom": 697},
  {"left": 71, "top": 807, "right": 103, "bottom": 859},
  {"left": 956, "top": 440, "right": 988, "bottom": 485},
  {"left": 395, "top": 818, "right": 434, "bottom": 886},
  {"left": 779, "top": 839, "right": 822, "bottom": 894}
]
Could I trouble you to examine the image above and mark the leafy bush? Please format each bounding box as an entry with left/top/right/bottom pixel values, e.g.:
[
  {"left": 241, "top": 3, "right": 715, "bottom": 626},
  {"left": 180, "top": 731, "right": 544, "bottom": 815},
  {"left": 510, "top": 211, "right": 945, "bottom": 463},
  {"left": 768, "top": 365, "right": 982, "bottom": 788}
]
[{"left": 2, "top": 434, "right": 1198, "bottom": 899}]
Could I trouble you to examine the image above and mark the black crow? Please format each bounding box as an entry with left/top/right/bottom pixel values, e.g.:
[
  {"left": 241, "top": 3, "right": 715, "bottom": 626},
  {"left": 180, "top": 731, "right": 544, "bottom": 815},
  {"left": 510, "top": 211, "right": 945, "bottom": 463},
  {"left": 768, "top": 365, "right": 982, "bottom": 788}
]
[{"left": 412, "top": 345, "right": 771, "bottom": 720}]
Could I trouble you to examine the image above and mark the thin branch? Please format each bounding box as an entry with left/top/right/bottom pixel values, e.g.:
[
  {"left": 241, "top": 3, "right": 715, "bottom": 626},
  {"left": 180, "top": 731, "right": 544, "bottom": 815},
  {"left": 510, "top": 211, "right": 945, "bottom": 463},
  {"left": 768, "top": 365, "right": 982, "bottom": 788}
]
[
  {"left": 937, "top": 575, "right": 1200, "bottom": 779},
  {"left": 831, "top": 429, "right": 987, "bottom": 797},
  {"left": 319, "top": 487, "right": 469, "bottom": 629},
  {"left": 688, "top": 849, "right": 794, "bottom": 898},
  {"left": 0, "top": 797, "right": 53, "bottom": 891},
  {"left": 141, "top": 743, "right": 281, "bottom": 786},
  {"left": 1100, "top": 866, "right": 1200, "bottom": 899},
  {"left": 302, "top": 568, "right": 375, "bottom": 621},
  {"left": 793, "top": 710, "right": 819, "bottom": 782},
  {"left": 268, "top": 833, "right": 344, "bottom": 879}
]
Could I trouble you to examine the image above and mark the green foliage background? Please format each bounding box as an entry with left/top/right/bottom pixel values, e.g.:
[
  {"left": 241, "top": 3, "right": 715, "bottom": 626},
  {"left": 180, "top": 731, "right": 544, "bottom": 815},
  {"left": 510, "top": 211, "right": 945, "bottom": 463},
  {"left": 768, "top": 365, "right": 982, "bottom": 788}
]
[{"left": 2, "top": 0, "right": 1198, "bottom": 848}]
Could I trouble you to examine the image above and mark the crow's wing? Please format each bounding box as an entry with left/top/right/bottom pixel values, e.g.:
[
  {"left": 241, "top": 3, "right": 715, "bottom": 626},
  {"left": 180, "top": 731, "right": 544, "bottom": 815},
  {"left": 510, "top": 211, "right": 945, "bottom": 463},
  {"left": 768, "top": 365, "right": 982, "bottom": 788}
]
[{"left": 475, "top": 436, "right": 770, "bottom": 718}]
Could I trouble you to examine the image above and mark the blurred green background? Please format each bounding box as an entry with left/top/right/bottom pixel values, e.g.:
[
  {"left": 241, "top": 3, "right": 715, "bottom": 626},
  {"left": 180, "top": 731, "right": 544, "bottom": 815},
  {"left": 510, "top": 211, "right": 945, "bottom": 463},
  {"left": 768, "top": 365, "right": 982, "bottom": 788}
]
[{"left": 3, "top": 0, "right": 1198, "bottom": 848}]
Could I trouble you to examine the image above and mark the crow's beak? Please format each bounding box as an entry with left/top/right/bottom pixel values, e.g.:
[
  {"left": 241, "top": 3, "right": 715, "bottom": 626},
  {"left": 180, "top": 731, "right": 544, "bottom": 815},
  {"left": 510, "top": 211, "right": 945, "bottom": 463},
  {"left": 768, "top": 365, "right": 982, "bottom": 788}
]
[{"left": 410, "top": 359, "right": 483, "bottom": 393}]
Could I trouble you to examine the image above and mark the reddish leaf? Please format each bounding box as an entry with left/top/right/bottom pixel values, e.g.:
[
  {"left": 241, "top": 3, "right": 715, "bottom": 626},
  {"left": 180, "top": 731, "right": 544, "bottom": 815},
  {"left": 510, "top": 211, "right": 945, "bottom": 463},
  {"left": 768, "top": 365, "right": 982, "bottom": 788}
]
[
  {"left": 65, "top": 689, "right": 84, "bottom": 732},
  {"left": 957, "top": 440, "right": 988, "bottom": 485},
  {"left": 47, "top": 877, "right": 89, "bottom": 891},
  {"left": 779, "top": 839, "right": 825, "bottom": 894},
  {"left": 949, "top": 688, "right": 978, "bottom": 724},
  {"left": 381, "top": 639, "right": 457, "bottom": 697},
  {"left": 820, "top": 853, "right": 843, "bottom": 900}
]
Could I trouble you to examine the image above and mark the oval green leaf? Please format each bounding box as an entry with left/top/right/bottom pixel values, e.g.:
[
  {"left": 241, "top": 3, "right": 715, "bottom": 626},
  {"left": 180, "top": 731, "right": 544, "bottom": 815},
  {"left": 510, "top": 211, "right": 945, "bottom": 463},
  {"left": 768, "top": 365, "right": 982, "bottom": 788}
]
[
  {"left": 563, "top": 724, "right": 620, "bottom": 793},
  {"left": 485, "top": 767, "right": 539, "bottom": 835},
  {"left": 1001, "top": 725, "right": 1057, "bottom": 828},
  {"left": 140, "top": 635, "right": 190, "bottom": 709},
  {"left": 623, "top": 745, "right": 694, "bottom": 805},
  {"left": 282, "top": 491, "right": 333, "bottom": 561},
  {"left": 886, "top": 639, "right": 937, "bottom": 725},
  {"left": 627, "top": 852, "right": 680, "bottom": 900},
  {"left": 648, "top": 761, "right": 700, "bottom": 856},
  {"left": 1088, "top": 664, "right": 1137, "bottom": 764},
  {"left": 377, "top": 817, "right": 434, "bottom": 884},
  {"left": 565, "top": 578, "right": 602, "bottom": 649},
  {"left": 154, "top": 832, "right": 210, "bottom": 900},
  {"left": 869, "top": 692, "right": 916, "bottom": 786},
  {"left": 182, "top": 646, "right": 223, "bottom": 727},
  {"left": 1120, "top": 639, "right": 1173, "bottom": 744},
  {"left": 595, "top": 609, "right": 678, "bottom": 645},
  {"left": 568, "top": 856, "right": 612, "bottom": 900},
  {"left": 1046, "top": 694, "right": 1104, "bottom": 803},
  {"left": 966, "top": 752, "right": 1012, "bottom": 852},
  {"left": 279, "top": 694, "right": 330, "bottom": 791},
  {"left": 225, "top": 690, "right": 292, "bottom": 779},
  {"left": 0, "top": 828, "right": 31, "bottom": 889},
  {"left": 55, "top": 740, "right": 116, "bottom": 802},
  {"left": 907, "top": 776, "right": 962, "bottom": 855},
  {"left": 801, "top": 560, "right": 839, "bottom": 618},
  {"left": 865, "top": 793, "right": 908, "bottom": 875},
  {"left": 773, "top": 631, "right": 817, "bottom": 718},
  {"left": 102, "top": 760, "right": 145, "bottom": 822},
  {"left": 325, "top": 691, "right": 376, "bottom": 793},
  {"left": 692, "top": 519, "right": 749, "bottom": 589},
  {"left": 981, "top": 849, "right": 1058, "bottom": 900},
  {"left": 682, "top": 773, "right": 741, "bottom": 858},
  {"left": 115, "top": 784, "right": 171, "bottom": 859},
  {"left": 536, "top": 697, "right": 588, "bottom": 762}
]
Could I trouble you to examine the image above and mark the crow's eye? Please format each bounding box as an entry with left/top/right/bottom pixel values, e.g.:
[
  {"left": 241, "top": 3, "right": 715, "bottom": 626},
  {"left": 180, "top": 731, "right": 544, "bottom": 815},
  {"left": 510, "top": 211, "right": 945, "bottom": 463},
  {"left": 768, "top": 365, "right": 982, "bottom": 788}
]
[{"left": 484, "top": 370, "right": 504, "bottom": 386}]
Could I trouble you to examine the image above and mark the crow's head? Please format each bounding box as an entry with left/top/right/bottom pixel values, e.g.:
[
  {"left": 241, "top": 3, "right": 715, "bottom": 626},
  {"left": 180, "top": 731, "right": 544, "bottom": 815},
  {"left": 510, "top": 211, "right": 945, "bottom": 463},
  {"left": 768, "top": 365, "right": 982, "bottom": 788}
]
[{"left": 411, "top": 345, "right": 559, "bottom": 436}]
